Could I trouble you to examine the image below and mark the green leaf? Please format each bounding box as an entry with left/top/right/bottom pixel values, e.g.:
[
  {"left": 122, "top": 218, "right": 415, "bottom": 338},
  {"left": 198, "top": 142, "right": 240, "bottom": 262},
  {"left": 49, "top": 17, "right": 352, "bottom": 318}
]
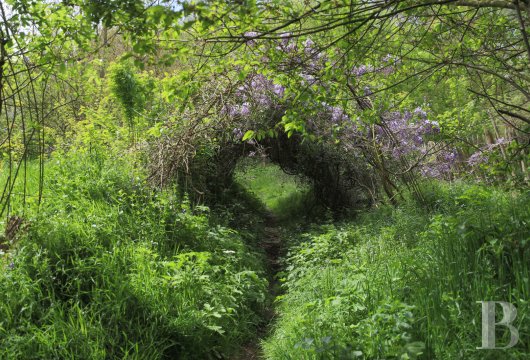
[{"left": 242, "top": 130, "right": 255, "bottom": 141}]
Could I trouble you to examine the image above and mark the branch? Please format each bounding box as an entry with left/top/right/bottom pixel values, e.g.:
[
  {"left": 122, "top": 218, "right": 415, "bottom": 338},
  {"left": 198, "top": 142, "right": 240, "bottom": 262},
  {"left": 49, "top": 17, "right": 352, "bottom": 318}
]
[
  {"left": 515, "top": 0, "right": 530, "bottom": 62},
  {"left": 451, "top": 0, "right": 523, "bottom": 9},
  {"left": 498, "top": 109, "right": 530, "bottom": 124}
]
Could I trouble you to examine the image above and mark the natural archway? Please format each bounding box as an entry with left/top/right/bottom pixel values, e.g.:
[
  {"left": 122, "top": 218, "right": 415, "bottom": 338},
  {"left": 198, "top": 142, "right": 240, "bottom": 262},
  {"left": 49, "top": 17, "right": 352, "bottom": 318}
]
[{"left": 185, "top": 131, "right": 378, "bottom": 212}]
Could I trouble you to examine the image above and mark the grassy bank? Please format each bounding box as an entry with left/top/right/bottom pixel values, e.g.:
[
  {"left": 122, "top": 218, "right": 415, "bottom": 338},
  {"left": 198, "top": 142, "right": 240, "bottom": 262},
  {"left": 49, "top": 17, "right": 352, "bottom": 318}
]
[
  {"left": 0, "top": 152, "right": 269, "bottom": 359},
  {"left": 263, "top": 182, "right": 530, "bottom": 359},
  {"left": 2, "top": 158, "right": 529, "bottom": 359}
]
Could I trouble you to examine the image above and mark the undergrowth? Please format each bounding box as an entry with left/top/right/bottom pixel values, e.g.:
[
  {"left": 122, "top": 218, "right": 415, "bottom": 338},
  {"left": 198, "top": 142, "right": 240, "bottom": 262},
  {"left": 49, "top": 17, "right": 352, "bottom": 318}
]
[
  {"left": 2, "top": 157, "right": 529, "bottom": 359},
  {"left": 0, "top": 152, "right": 269, "bottom": 359},
  {"left": 263, "top": 181, "right": 530, "bottom": 359}
]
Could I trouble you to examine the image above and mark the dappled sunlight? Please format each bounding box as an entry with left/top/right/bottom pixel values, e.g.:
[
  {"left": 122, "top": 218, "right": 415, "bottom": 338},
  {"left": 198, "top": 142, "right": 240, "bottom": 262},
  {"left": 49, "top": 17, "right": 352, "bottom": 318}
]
[{"left": 234, "top": 158, "right": 310, "bottom": 217}]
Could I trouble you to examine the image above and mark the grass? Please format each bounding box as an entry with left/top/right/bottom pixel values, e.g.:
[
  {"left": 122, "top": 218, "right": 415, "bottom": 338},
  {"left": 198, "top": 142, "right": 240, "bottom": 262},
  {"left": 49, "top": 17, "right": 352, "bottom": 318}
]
[
  {"left": 234, "top": 158, "right": 321, "bottom": 224},
  {"left": 0, "top": 159, "right": 43, "bottom": 217},
  {"left": 2, "top": 157, "right": 529, "bottom": 359},
  {"left": 263, "top": 181, "right": 530, "bottom": 359},
  {"left": 0, "top": 151, "right": 269, "bottom": 359}
]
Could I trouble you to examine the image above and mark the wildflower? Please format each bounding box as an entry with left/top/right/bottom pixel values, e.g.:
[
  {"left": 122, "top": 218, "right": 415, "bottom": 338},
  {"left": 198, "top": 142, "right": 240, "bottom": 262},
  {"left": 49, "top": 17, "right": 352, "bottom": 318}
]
[
  {"left": 285, "top": 43, "right": 298, "bottom": 53},
  {"left": 330, "top": 106, "right": 348, "bottom": 123},
  {"left": 240, "top": 103, "right": 250, "bottom": 117},
  {"left": 303, "top": 38, "right": 314, "bottom": 49},
  {"left": 352, "top": 64, "right": 373, "bottom": 77},
  {"left": 443, "top": 150, "right": 457, "bottom": 163},
  {"left": 413, "top": 135, "right": 423, "bottom": 145}
]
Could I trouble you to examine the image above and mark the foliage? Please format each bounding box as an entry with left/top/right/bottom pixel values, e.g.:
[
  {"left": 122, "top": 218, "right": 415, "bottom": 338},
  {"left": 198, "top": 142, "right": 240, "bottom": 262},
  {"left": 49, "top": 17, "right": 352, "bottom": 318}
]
[
  {"left": 264, "top": 182, "right": 530, "bottom": 359},
  {"left": 0, "top": 152, "right": 268, "bottom": 359},
  {"left": 0, "top": 1, "right": 529, "bottom": 358},
  {"left": 109, "top": 63, "right": 145, "bottom": 130}
]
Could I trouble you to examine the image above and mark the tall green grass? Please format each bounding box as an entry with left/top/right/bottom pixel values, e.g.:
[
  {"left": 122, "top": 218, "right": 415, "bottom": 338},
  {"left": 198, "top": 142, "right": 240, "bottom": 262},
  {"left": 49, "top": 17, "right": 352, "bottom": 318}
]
[
  {"left": 0, "top": 159, "right": 42, "bottom": 217},
  {"left": 0, "top": 151, "right": 269, "bottom": 359},
  {"left": 264, "top": 182, "right": 530, "bottom": 359},
  {"left": 3, "top": 156, "right": 529, "bottom": 359}
]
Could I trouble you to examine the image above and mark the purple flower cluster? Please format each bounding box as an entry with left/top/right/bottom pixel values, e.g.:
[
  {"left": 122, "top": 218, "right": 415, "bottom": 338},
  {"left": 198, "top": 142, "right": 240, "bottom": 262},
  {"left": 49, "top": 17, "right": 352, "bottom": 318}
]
[
  {"left": 321, "top": 103, "right": 349, "bottom": 123},
  {"left": 351, "top": 55, "right": 401, "bottom": 78},
  {"left": 414, "top": 106, "right": 427, "bottom": 119},
  {"left": 303, "top": 38, "right": 314, "bottom": 54},
  {"left": 418, "top": 149, "right": 458, "bottom": 178},
  {"left": 375, "top": 108, "right": 459, "bottom": 178},
  {"left": 352, "top": 64, "right": 374, "bottom": 77},
  {"left": 273, "top": 84, "right": 285, "bottom": 97},
  {"left": 467, "top": 151, "right": 488, "bottom": 167},
  {"left": 244, "top": 31, "right": 259, "bottom": 46},
  {"left": 331, "top": 107, "right": 349, "bottom": 123},
  {"left": 300, "top": 73, "right": 317, "bottom": 86},
  {"left": 277, "top": 32, "right": 298, "bottom": 53},
  {"left": 226, "top": 40, "right": 460, "bottom": 180},
  {"left": 379, "top": 110, "right": 440, "bottom": 156},
  {"left": 352, "top": 56, "right": 402, "bottom": 79},
  {"left": 380, "top": 54, "right": 401, "bottom": 75},
  {"left": 224, "top": 74, "right": 286, "bottom": 118},
  {"left": 467, "top": 137, "right": 510, "bottom": 167}
]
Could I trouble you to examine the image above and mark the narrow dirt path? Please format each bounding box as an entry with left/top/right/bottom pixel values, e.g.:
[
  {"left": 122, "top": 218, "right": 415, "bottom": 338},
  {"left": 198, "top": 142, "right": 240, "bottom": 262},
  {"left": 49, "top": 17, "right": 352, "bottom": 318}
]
[{"left": 232, "top": 212, "right": 283, "bottom": 359}]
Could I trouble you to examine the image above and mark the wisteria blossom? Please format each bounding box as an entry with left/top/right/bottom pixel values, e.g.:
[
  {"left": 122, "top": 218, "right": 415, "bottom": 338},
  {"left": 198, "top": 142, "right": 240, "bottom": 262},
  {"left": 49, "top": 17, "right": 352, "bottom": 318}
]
[
  {"left": 468, "top": 151, "right": 488, "bottom": 167},
  {"left": 303, "top": 38, "right": 315, "bottom": 53},
  {"left": 467, "top": 137, "right": 511, "bottom": 167},
  {"left": 224, "top": 74, "right": 287, "bottom": 118},
  {"left": 243, "top": 31, "right": 259, "bottom": 46},
  {"left": 352, "top": 64, "right": 374, "bottom": 77},
  {"left": 224, "top": 36, "right": 460, "bottom": 180},
  {"left": 372, "top": 108, "right": 459, "bottom": 178}
]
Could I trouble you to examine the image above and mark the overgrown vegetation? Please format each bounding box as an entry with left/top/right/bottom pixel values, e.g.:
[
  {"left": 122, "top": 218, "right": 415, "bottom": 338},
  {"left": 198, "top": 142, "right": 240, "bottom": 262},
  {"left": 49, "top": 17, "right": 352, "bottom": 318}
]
[
  {"left": 0, "top": 152, "right": 269, "bottom": 359},
  {"left": 264, "top": 183, "right": 530, "bottom": 359},
  {"left": 1, "top": 0, "right": 529, "bottom": 359}
]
